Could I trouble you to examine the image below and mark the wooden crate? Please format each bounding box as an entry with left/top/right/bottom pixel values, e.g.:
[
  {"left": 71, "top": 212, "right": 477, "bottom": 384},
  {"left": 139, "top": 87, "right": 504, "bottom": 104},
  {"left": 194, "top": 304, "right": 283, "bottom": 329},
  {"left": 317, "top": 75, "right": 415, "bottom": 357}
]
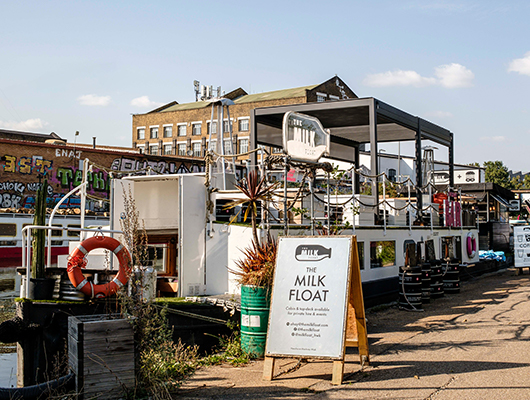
[{"left": 68, "top": 314, "right": 135, "bottom": 399}]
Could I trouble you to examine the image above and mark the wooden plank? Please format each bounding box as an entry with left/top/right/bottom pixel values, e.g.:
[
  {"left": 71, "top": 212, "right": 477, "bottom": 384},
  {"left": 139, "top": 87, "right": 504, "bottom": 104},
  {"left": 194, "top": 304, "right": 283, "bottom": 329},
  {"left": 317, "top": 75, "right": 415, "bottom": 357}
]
[
  {"left": 262, "top": 357, "right": 275, "bottom": 381},
  {"left": 331, "top": 360, "right": 344, "bottom": 385}
]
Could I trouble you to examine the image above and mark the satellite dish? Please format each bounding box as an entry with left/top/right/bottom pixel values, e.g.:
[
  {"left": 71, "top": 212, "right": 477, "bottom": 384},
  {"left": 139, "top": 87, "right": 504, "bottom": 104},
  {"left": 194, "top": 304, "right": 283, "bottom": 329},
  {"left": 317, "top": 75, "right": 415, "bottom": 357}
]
[{"left": 187, "top": 150, "right": 193, "bottom": 156}]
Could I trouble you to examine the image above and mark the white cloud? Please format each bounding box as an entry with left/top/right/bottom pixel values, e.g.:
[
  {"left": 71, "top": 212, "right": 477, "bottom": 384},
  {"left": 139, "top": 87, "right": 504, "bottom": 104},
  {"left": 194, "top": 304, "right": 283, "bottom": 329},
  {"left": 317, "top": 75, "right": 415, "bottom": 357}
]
[
  {"left": 363, "top": 63, "right": 474, "bottom": 88},
  {"left": 435, "top": 63, "right": 474, "bottom": 88},
  {"left": 480, "top": 136, "right": 507, "bottom": 142},
  {"left": 363, "top": 70, "right": 436, "bottom": 87},
  {"left": 508, "top": 52, "right": 530, "bottom": 76},
  {"left": 77, "top": 94, "right": 111, "bottom": 106},
  {"left": 0, "top": 118, "right": 47, "bottom": 131},
  {"left": 130, "top": 96, "right": 164, "bottom": 109},
  {"left": 425, "top": 111, "right": 453, "bottom": 118}
]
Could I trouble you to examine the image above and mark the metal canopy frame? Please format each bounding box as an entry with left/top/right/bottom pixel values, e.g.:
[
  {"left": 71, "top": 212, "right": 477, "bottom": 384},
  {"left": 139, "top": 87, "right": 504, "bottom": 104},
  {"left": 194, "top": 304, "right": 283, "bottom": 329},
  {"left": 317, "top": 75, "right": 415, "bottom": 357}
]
[{"left": 250, "top": 97, "right": 454, "bottom": 217}]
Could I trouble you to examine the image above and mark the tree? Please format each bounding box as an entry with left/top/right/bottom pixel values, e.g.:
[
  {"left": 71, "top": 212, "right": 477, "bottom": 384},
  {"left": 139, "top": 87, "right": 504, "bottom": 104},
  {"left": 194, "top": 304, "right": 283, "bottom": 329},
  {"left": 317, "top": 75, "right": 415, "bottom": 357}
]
[
  {"left": 484, "top": 161, "right": 510, "bottom": 188},
  {"left": 523, "top": 175, "right": 530, "bottom": 189},
  {"left": 508, "top": 176, "right": 523, "bottom": 190}
]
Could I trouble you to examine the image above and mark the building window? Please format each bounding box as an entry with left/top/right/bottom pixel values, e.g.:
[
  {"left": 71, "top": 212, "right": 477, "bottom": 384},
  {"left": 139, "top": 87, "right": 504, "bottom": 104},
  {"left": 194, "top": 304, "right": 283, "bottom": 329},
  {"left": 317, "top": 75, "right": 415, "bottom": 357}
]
[
  {"left": 163, "top": 126, "right": 172, "bottom": 138},
  {"left": 208, "top": 140, "right": 217, "bottom": 151},
  {"left": 223, "top": 120, "right": 232, "bottom": 133},
  {"left": 192, "top": 142, "right": 201, "bottom": 157},
  {"left": 329, "top": 95, "right": 340, "bottom": 101},
  {"left": 150, "top": 127, "right": 159, "bottom": 139},
  {"left": 137, "top": 127, "right": 145, "bottom": 140},
  {"left": 137, "top": 145, "right": 145, "bottom": 154},
  {"left": 178, "top": 143, "right": 187, "bottom": 155},
  {"left": 272, "top": 146, "right": 283, "bottom": 154},
  {"left": 238, "top": 118, "right": 249, "bottom": 132},
  {"left": 239, "top": 138, "right": 249, "bottom": 153},
  {"left": 207, "top": 121, "right": 217, "bottom": 135},
  {"left": 177, "top": 124, "right": 187, "bottom": 136},
  {"left": 192, "top": 123, "right": 201, "bottom": 136},
  {"left": 223, "top": 139, "right": 232, "bottom": 155},
  {"left": 163, "top": 144, "right": 172, "bottom": 155},
  {"left": 388, "top": 168, "right": 396, "bottom": 182},
  {"left": 370, "top": 240, "right": 395, "bottom": 268},
  {"left": 316, "top": 92, "right": 327, "bottom": 102},
  {"left": 150, "top": 145, "right": 159, "bottom": 155}
]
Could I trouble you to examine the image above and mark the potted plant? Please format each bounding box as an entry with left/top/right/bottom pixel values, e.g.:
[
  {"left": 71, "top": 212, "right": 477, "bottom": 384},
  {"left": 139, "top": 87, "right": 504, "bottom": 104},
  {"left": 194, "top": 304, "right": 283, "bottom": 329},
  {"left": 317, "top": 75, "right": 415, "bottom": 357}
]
[
  {"left": 226, "top": 170, "right": 279, "bottom": 357},
  {"left": 28, "top": 178, "right": 56, "bottom": 299}
]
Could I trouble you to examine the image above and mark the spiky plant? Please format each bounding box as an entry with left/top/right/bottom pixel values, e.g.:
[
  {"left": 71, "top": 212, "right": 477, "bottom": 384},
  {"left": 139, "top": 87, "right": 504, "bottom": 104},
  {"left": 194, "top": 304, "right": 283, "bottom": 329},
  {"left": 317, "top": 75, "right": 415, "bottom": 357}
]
[
  {"left": 230, "top": 235, "right": 277, "bottom": 288},
  {"left": 225, "top": 170, "right": 279, "bottom": 245}
]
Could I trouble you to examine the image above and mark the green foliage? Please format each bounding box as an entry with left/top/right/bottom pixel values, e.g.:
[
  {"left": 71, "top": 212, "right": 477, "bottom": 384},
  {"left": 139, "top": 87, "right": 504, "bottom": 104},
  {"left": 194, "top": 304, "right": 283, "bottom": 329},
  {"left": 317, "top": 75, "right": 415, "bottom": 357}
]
[
  {"left": 31, "top": 179, "right": 48, "bottom": 279},
  {"left": 484, "top": 160, "right": 510, "bottom": 187},
  {"left": 200, "top": 322, "right": 251, "bottom": 367},
  {"left": 509, "top": 176, "right": 523, "bottom": 190}
]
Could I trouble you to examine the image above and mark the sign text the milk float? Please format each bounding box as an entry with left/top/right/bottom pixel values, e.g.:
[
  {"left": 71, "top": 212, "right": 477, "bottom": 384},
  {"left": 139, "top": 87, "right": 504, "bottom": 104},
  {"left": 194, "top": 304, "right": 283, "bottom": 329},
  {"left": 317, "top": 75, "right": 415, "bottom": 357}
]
[
  {"left": 266, "top": 237, "right": 353, "bottom": 359},
  {"left": 282, "top": 111, "right": 330, "bottom": 163}
]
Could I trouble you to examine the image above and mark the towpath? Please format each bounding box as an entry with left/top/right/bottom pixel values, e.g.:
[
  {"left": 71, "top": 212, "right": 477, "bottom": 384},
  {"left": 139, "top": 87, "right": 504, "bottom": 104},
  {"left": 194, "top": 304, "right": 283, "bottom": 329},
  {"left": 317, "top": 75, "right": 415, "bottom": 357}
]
[{"left": 176, "top": 268, "right": 530, "bottom": 399}]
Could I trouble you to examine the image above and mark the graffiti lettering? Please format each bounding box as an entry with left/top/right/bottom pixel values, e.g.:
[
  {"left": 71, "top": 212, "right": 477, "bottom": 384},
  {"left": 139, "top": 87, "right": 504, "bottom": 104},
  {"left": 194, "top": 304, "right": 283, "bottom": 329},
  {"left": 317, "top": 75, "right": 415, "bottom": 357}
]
[
  {"left": 55, "top": 167, "right": 109, "bottom": 194},
  {"left": 110, "top": 157, "right": 203, "bottom": 175},
  {"left": 55, "top": 149, "right": 82, "bottom": 159},
  {"left": 0, "top": 182, "right": 25, "bottom": 194},
  {"left": 1, "top": 193, "right": 22, "bottom": 208},
  {"left": 1, "top": 155, "right": 53, "bottom": 175}
]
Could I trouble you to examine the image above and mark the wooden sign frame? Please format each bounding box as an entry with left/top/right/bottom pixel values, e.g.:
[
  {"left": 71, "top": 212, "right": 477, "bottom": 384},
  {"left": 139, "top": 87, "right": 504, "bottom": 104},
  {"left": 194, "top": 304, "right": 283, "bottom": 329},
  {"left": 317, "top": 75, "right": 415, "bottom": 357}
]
[{"left": 262, "top": 235, "right": 369, "bottom": 385}]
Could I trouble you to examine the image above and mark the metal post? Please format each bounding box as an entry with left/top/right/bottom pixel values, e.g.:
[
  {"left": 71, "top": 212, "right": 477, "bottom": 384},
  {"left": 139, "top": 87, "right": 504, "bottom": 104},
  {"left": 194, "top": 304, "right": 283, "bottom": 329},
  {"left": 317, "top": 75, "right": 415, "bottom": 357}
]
[
  {"left": 327, "top": 172, "right": 331, "bottom": 235},
  {"left": 80, "top": 158, "right": 89, "bottom": 241},
  {"left": 310, "top": 172, "right": 315, "bottom": 236},
  {"left": 284, "top": 156, "right": 289, "bottom": 234}
]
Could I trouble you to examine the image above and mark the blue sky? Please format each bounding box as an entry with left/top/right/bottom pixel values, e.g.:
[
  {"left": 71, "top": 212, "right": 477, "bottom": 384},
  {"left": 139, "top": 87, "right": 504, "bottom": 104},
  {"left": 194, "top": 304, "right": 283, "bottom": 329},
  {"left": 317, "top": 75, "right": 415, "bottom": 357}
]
[{"left": 1, "top": 1, "right": 529, "bottom": 171}]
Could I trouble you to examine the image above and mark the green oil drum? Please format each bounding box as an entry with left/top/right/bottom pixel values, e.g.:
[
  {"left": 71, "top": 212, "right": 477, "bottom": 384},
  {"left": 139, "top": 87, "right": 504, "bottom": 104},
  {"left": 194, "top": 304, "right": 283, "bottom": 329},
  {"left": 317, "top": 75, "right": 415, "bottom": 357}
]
[{"left": 240, "top": 285, "right": 271, "bottom": 357}]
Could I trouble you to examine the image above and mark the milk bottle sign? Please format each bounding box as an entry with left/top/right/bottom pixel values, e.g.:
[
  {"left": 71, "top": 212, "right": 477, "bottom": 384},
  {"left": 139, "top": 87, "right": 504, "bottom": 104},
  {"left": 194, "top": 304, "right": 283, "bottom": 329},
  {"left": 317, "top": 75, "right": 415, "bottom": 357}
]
[{"left": 514, "top": 225, "right": 530, "bottom": 268}]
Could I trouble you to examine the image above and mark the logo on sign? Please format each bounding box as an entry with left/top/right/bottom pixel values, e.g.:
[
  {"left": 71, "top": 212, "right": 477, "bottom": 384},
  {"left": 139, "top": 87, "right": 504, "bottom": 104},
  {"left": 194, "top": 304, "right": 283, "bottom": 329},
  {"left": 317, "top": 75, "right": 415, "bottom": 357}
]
[
  {"left": 295, "top": 245, "right": 332, "bottom": 262},
  {"left": 282, "top": 111, "right": 330, "bottom": 162}
]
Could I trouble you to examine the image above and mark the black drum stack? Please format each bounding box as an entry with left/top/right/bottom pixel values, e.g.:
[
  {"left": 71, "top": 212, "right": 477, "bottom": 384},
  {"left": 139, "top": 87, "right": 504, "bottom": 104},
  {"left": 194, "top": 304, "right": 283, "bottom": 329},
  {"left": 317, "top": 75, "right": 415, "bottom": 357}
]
[
  {"left": 442, "top": 259, "right": 461, "bottom": 294},
  {"left": 420, "top": 262, "right": 431, "bottom": 304},
  {"left": 398, "top": 265, "right": 423, "bottom": 310},
  {"left": 430, "top": 260, "right": 444, "bottom": 299}
]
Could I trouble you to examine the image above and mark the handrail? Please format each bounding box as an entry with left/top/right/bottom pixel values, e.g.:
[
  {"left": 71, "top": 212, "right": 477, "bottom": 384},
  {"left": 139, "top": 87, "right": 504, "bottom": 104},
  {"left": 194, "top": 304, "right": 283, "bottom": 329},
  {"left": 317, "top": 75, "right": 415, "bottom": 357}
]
[{"left": 22, "top": 225, "right": 123, "bottom": 298}]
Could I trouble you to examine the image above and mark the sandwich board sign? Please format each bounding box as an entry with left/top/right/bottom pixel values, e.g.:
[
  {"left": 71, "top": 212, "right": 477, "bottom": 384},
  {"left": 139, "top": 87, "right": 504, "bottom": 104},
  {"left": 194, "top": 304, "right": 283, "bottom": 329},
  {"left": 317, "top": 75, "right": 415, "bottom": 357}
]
[
  {"left": 263, "top": 236, "right": 369, "bottom": 385},
  {"left": 514, "top": 225, "right": 530, "bottom": 269},
  {"left": 282, "top": 111, "right": 330, "bottom": 163}
]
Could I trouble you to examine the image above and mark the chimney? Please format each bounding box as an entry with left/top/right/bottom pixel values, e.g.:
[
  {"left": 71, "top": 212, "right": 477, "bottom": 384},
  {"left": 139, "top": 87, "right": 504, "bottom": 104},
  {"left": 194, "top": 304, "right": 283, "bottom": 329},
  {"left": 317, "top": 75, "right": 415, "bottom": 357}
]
[{"left": 92, "top": 137, "right": 96, "bottom": 149}]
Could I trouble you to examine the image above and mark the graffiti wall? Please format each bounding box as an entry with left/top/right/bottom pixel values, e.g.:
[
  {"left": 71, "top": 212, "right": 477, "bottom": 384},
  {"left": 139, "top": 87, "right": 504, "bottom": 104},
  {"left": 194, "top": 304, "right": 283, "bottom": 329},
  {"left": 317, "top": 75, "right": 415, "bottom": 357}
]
[{"left": 0, "top": 140, "right": 204, "bottom": 210}]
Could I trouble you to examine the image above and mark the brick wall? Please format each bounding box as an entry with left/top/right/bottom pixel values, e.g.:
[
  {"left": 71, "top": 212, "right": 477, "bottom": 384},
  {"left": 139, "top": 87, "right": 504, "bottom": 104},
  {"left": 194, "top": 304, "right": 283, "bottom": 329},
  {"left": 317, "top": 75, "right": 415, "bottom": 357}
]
[{"left": 0, "top": 140, "right": 204, "bottom": 210}]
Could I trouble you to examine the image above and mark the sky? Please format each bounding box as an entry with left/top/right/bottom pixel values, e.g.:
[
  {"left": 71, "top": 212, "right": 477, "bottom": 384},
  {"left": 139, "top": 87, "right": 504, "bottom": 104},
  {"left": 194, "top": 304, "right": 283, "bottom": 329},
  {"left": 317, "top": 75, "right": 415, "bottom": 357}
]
[{"left": 1, "top": 1, "right": 529, "bottom": 171}]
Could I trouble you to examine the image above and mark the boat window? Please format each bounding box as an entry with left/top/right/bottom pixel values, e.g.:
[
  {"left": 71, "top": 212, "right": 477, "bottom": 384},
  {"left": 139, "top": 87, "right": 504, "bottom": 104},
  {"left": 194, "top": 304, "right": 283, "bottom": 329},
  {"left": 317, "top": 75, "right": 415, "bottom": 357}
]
[
  {"left": 67, "top": 225, "right": 81, "bottom": 237},
  {"left": 146, "top": 243, "right": 169, "bottom": 273},
  {"left": 52, "top": 226, "right": 63, "bottom": 237},
  {"left": 0, "top": 223, "right": 16, "bottom": 236},
  {"left": 370, "top": 240, "right": 395, "bottom": 268},
  {"left": 357, "top": 241, "right": 364, "bottom": 270}
]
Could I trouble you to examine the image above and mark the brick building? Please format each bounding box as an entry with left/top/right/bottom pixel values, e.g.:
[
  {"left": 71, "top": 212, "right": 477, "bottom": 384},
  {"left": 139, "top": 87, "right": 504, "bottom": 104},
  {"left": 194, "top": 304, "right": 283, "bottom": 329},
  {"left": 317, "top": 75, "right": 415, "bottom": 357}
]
[{"left": 131, "top": 76, "right": 357, "bottom": 165}]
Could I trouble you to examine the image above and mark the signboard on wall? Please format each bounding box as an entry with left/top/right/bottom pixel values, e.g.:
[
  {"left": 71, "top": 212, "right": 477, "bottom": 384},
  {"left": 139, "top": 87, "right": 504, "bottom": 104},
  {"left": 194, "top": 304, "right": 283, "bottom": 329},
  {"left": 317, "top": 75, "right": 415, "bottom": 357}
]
[
  {"left": 282, "top": 112, "right": 330, "bottom": 163},
  {"left": 266, "top": 236, "right": 353, "bottom": 359},
  {"left": 514, "top": 225, "right": 530, "bottom": 268}
]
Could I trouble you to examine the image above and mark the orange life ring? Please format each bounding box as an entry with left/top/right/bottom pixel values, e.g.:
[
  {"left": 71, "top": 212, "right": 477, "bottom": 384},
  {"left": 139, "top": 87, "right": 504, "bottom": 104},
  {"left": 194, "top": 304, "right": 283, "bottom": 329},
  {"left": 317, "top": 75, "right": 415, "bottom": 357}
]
[{"left": 67, "top": 236, "right": 131, "bottom": 299}]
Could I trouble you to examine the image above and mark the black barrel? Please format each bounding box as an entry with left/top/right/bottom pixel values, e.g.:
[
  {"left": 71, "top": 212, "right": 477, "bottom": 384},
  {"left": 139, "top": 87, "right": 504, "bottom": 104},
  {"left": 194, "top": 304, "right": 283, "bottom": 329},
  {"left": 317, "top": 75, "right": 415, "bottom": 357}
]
[
  {"left": 398, "top": 265, "right": 423, "bottom": 310},
  {"left": 443, "top": 260, "right": 461, "bottom": 294},
  {"left": 430, "top": 260, "right": 444, "bottom": 299},
  {"left": 421, "top": 262, "right": 432, "bottom": 304}
]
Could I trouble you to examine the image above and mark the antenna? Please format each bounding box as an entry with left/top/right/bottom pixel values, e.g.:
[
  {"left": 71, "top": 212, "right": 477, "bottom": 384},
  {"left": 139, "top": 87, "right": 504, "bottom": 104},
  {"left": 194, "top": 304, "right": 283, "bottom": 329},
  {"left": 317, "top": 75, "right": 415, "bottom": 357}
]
[{"left": 194, "top": 80, "right": 221, "bottom": 101}]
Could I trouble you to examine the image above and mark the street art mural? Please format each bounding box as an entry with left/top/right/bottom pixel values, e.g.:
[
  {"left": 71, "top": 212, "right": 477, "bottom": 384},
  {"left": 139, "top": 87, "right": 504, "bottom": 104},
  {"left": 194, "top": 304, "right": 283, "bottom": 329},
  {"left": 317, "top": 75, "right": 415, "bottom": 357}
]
[{"left": 0, "top": 145, "right": 204, "bottom": 211}]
